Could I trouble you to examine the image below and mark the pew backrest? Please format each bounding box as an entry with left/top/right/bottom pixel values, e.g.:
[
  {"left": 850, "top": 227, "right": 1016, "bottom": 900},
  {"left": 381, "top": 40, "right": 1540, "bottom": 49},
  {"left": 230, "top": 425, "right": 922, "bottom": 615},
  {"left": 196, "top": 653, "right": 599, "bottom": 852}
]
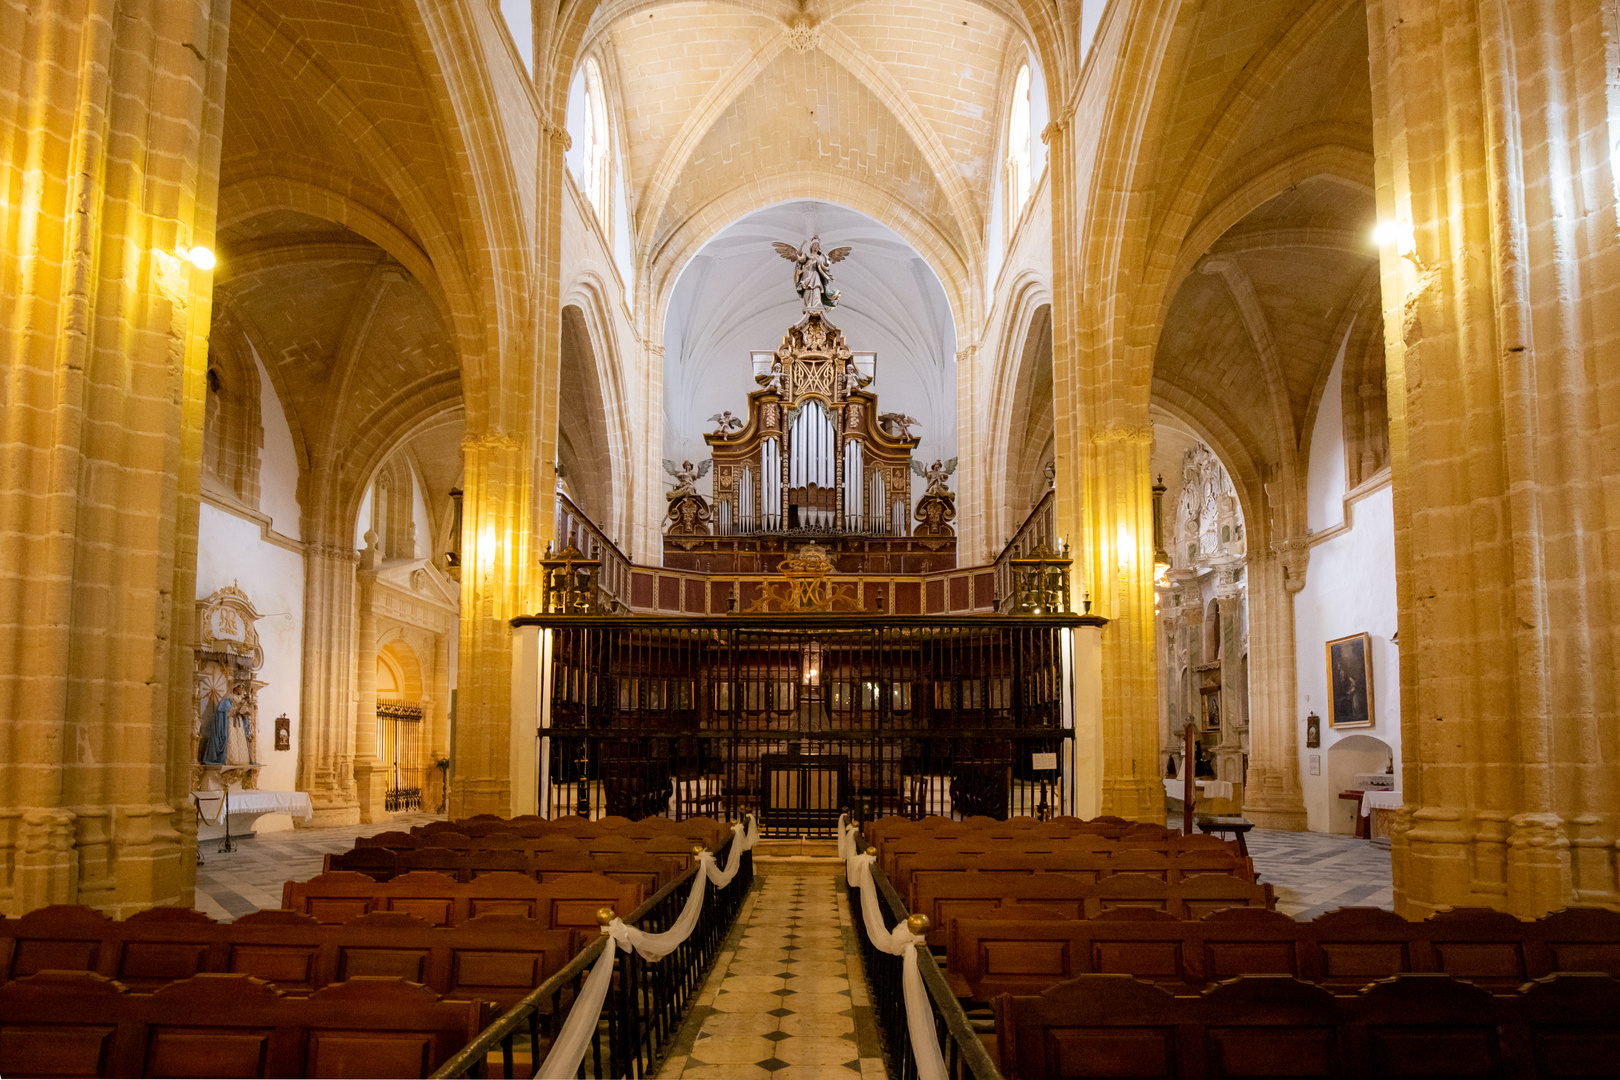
[
  {"left": 279, "top": 870, "right": 641, "bottom": 930},
  {"left": 0, "top": 971, "right": 488, "bottom": 1078}
]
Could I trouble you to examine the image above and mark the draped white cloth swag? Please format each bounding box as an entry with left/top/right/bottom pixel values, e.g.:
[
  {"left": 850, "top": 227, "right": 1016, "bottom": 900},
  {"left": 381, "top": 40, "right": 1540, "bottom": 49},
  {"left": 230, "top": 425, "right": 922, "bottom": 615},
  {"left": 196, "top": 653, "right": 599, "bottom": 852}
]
[
  {"left": 837, "top": 812, "right": 859, "bottom": 861},
  {"left": 535, "top": 816, "right": 759, "bottom": 1080},
  {"left": 844, "top": 851, "right": 949, "bottom": 1080}
]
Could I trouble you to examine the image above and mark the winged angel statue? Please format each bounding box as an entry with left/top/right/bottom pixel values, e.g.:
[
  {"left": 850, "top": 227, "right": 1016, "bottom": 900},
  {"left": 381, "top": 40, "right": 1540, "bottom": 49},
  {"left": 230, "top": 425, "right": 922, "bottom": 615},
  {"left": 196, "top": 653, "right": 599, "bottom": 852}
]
[
  {"left": 663, "top": 458, "right": 712, "bottom": 497},
  {"left": 911, "top": 457, "right": 959, "bottom": 496},
  {"left": 773, "top": 236, "right": 851, "bottom": 314}
]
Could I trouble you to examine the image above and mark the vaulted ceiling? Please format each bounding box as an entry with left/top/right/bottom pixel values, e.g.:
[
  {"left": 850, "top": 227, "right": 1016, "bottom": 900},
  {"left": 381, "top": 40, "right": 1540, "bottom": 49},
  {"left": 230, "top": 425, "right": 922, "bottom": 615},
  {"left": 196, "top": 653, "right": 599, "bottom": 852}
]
[{"left": 589, "top": 0, "right": 1032, "bottom": 290}]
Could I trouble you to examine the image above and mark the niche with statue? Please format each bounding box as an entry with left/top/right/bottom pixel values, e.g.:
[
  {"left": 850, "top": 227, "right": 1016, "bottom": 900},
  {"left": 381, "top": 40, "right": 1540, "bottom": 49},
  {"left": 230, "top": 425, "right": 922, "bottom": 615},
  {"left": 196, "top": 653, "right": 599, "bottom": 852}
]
[{"left": 193, "top": 584, "right": 265, "bottom": 790}]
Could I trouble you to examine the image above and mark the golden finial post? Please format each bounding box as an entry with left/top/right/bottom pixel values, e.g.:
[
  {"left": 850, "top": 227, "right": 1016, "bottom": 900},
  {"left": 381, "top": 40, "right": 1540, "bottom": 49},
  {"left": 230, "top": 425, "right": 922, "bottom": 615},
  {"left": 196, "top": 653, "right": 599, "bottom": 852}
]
[
  {"left": 864, "top": 845, "right": 877, "bottom": 856},
  {"left": 906, "top": 913, "right": 931, "bottom": 936},
  {"left": 597, "top": 907, "right": 617, "bottom": 926}
]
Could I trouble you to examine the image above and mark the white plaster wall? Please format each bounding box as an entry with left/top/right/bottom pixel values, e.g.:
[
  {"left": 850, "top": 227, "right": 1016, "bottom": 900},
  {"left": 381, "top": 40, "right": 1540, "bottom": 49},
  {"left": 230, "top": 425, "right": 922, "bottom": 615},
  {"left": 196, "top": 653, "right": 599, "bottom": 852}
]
[
  {"left": 1292, "top": 484, "right": 1401, "bottom": 833},
  {"left": 196, "top": 503, "right": 307, "bottom": 832},
  {"left": 498, "top": 0, "right": 532, "bottom": 72},
  {"left": 252, "top": 345, "right": 301, "bottom": 540},
  {"left": 1307, "top": 340, "right": 1348, "bottom": 532},
  {"left": 411, "top": 466, "right": 431, "bottom": 560},
  {"left": 355, "top": 486, "right": 373, "bottom": 551}
]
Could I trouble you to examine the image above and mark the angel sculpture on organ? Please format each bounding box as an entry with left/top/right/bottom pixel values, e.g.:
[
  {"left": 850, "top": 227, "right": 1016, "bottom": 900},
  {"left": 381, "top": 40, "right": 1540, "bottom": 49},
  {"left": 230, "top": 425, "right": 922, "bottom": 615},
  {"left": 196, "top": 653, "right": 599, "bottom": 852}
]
[
  {"left": 911, "top": 457, "right": 959, "bottom": 496},
  {"left": 663, "top": 458, "right": 712, "bottom": 498},
  {"left": 708, "top": 411, "right": 743, "bottom": 435},
  {"left": 879, "top": 412, "right": 919, "bottom": 439},
  {"left": 772, "top": 235, "right": 851, "bottom": 314}
]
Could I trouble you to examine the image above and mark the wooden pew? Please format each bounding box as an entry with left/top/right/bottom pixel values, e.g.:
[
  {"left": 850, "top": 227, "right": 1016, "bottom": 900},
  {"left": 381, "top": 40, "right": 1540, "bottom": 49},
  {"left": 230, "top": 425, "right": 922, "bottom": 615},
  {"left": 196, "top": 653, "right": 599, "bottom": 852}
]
[
  {"left": 908, "top": 872, "right": 1273, "bottom": 948},
  {"left": 280, "top": 870, "right": 640, "bottom": 931},
  {"left": 949, "top": 908, "right": 1309, "bottom": 999},
  {"left": 993, "top": 972, "right": 1620, "bottom": 1079},
  {"left": 0, "top": 971, "right": 488, "bottom": 1078},
  {"left": 0, "top": 906, "right": 582, "bottom": 1009},
  {"left": 888, "top": 848, "right": 1256, "bottom": 904},
  {"left": 323, "top": 847, "right": 682, "bottom": 893},
  {"left": 947, "top": 905, "right": 1620, "bottom": 1002}
]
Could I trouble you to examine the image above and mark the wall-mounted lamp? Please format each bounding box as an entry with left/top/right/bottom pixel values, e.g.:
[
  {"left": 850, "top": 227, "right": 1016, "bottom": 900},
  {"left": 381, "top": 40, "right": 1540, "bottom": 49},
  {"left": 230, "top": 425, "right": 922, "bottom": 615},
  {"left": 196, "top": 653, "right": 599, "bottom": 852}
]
[{"left": 185, "top": 245, "right": 216, "bottom": 270}]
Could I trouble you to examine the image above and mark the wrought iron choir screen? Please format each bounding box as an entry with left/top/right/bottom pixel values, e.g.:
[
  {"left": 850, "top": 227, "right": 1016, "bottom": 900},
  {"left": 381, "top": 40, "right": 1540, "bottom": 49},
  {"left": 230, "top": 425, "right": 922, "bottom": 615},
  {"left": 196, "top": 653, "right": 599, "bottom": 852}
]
[{"left": 513, "top": 614, "right": 1100, "bottom": 833}]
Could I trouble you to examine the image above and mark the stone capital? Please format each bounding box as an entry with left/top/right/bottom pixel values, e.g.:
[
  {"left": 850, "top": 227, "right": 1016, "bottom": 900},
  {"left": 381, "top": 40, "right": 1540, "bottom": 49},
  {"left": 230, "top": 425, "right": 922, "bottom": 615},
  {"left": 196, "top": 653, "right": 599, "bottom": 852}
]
[{"left": 1272, "top": 537, "right": 1310, "bottom": 594}]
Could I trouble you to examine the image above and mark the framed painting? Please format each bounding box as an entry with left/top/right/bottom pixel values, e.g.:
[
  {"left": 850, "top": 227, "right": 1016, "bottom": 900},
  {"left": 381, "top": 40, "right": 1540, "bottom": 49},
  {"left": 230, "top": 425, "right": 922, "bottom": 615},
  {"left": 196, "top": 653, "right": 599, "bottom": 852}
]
[
  {"left": 1200, "top": 686, "right": 1221, "bottom": 732},
  {"left": 1326, "top": 633, "right": 1374, "bottom": 729}
]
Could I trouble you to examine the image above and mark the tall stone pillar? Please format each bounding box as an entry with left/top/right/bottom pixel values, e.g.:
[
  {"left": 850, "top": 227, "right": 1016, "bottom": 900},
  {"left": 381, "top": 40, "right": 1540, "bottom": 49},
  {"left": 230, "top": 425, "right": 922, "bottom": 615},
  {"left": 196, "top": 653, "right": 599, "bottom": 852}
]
[
  {"left": 0, "top": 0, "right": 230, "bottom": 915},
  {"left": 352, "top": 536, "right": 383, "bottom": 822},
  {"left": 451, "top": 433, "right": 532, "bottom": 818},
  {"left": 1083, "top": 430, "right": 1165, "bottom": 823},
  {"left": 1045, "top": 111, "right": 1162, "bottom": 823},
  {"left": 1241, "top": 544, "right": 1309, "bottom": 829},
  {"left": 298, "top": 541, "right": 360, "bottom": 826},
  {"left": 1368, "top": 0, "right": 1620, "bottom": 916}
]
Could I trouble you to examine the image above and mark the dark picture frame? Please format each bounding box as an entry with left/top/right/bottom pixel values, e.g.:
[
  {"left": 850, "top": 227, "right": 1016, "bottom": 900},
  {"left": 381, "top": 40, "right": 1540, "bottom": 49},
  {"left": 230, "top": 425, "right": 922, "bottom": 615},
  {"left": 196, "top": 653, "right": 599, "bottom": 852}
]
[
  {"left": 1326, "top": 633, "right": 1374, "bottom": 729},
  {"left": 1200, "top": 686, "right": 1221, "bottom": 732}
]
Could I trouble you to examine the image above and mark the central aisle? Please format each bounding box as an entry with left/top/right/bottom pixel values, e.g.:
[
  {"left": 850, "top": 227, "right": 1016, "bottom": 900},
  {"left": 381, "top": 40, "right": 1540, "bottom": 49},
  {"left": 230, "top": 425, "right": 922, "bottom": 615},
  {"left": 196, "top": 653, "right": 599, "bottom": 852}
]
[{"left": 657, "top": 862, "right": 888, "bottom": 1079}]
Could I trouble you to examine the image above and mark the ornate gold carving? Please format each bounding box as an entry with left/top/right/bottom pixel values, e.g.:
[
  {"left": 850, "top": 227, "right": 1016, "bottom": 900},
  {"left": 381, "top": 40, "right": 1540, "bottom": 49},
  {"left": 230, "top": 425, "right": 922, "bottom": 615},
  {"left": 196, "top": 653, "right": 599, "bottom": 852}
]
[
  {"left": 1009, "top": 542, "right": 1075, "bottom": 614},
  {"left": 744, "top": 542, "right": 844, "bottom": 613},
  {"left": 541, "top": 543, "right": 616, "bottom": 614}
]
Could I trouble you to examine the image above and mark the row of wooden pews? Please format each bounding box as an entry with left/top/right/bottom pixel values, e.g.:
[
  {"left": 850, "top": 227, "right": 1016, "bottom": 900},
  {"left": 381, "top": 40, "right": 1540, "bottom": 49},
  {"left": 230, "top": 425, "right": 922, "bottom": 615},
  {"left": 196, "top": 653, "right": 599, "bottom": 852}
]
[
  {"left": 0, "top": 813, "right": 742, "bottom": 1077},
  {"left": 949, "top": 904, "right": 1620, "bottom": 999},
  {"left": 995, "top": 971, "right": 1620, "bottom": 1078},
  {"left": 0, "top": 906, "right": 578, "bottom": 1006},
  {"left": 0, "top": 973, "right": 489, "bottom": 1079},
  {"left": 869, "top": 816, "right": 1273, "bottom": 949},
  {"left": 856, "top": 815, "right": 1620, "bottom": 1080},
  {"left": 411, "top": 813, "right": 731, "bottom": 847}
]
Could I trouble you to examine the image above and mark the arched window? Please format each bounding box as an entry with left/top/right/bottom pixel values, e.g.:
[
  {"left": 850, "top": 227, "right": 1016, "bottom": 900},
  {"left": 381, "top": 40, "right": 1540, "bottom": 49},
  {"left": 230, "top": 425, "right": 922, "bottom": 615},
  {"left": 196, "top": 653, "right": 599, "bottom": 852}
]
[
  {"left": 1006, "top": 64, "right": 1032, "bottom": 230},
  {"left": 579, "top": 58, "right": 612, "bottom": 230}
]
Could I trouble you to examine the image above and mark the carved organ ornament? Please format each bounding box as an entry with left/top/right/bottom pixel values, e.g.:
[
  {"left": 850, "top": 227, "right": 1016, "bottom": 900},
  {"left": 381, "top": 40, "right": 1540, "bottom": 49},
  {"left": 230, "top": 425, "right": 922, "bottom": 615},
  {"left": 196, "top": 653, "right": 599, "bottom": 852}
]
[{"left": 692, "top": 310, "right": 925, "bottom": 538}]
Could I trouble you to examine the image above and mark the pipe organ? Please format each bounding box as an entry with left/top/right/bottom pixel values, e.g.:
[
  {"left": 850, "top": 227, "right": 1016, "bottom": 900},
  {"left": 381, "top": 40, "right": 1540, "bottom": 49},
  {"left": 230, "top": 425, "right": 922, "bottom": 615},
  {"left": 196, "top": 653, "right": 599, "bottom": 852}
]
[
  {"left": 665, "top": 310, "right": 954, "bottom": 574},
  {"left": 706, "top": 313, "right": 920, "bottom": 538}
]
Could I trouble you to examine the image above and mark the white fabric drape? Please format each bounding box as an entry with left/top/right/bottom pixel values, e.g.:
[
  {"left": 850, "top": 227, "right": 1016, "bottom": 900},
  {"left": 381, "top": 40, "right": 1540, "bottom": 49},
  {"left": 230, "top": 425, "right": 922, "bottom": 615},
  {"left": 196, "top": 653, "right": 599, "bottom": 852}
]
[
  {"left": 837, "top": 812, "right": 858, "bottom": 862},
  {"left": 535, "top": 816, "right": 759, "bottom": 1079},
  {"left": 845, "top": 853, "right": 948, "bottom": 1080},
  {"left": 535, "top": 934, "right": 619, "bottom": 1080}
]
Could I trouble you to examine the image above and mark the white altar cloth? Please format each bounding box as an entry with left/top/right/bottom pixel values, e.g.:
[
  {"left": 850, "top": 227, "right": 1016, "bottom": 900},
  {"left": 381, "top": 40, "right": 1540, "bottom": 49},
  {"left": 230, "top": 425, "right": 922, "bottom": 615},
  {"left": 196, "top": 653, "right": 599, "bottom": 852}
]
[
  {"left": 1361, "top": 789, "right": 1403, "bottom": 817},
  {"left": 192, "top": 789, "right": 314, "bottom": 836}
]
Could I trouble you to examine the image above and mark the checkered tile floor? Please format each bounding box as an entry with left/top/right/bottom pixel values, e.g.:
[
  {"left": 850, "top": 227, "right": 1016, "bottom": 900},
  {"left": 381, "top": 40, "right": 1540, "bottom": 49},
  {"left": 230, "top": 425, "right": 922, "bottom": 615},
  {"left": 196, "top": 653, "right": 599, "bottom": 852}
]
[
  {"left": 1245, "top": 828, "right": 1394, "bottom": 919},
  {"left": 192, "top": 813, "right": 442, "bottom": 920},
  {"left": 656, "top": 863, "right": 886, "bottom": 1080}
]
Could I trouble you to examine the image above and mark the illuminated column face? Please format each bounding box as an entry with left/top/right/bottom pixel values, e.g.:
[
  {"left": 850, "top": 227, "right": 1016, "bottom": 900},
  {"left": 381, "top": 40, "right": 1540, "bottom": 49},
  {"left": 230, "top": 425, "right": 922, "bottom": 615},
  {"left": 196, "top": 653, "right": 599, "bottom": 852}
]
[
  {"left": 451, "top": 433, "right": 532, "bottom": 819},
  {"left": 0, "top": 0, "right": 231, "bottom": 915},
  {"left": 1367, "top": 0, "right": 1620, "bottom": 917}
]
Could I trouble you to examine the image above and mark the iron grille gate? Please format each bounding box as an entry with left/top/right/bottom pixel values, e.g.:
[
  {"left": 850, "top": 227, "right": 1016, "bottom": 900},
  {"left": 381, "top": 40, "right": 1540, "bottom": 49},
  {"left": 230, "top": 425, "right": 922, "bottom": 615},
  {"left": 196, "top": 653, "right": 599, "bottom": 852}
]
[{"left": 520, "top": 615, "right": 1085, "bottom": 834}]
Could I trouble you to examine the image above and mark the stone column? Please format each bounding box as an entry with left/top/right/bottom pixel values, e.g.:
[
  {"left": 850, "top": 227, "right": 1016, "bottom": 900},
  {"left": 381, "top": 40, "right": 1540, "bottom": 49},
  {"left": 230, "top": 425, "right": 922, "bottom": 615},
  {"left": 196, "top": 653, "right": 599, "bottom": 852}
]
[
  {"left": 352, "top": 535, "right": 383, "bottom": 822},
  {"left": 298, "top": 542, "right": 360, "bottom": 826},
  {"left": 1045, "top": 110, "right": 1162, "bottom": 823},
  {"left": 1369, "top": 0, "right": 1620, "bottom": 916},
  {"left": 1214, "top": 571, "right": 1248, "bottom": 780},
  {"left": 1241, "top": 543, "right": 1308, "bottom": 830},
  {"left": 451, "top": 433, "right": 532, "bottom": 818},
  {"left": 0, "top": 0, "right": 230, "bottom": 915},
  {"left": 1081, "top": 429, "right": 1164, "bottom": 823}
]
